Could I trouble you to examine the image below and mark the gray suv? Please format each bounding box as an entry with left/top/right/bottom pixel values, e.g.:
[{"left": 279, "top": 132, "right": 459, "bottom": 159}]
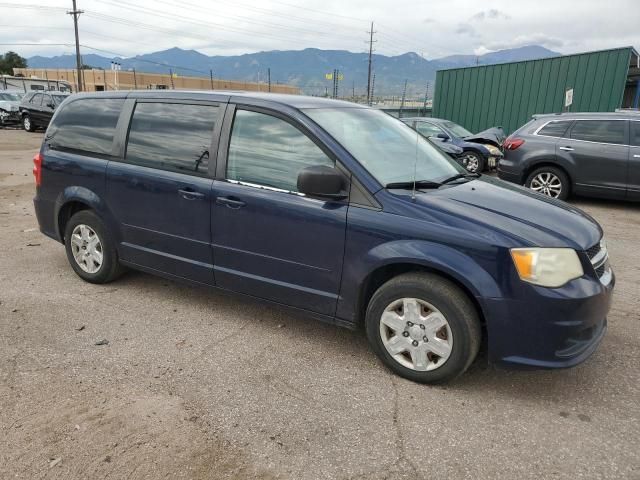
[{"left": 498, "top": 112, "right": 640, "bottom": 201}]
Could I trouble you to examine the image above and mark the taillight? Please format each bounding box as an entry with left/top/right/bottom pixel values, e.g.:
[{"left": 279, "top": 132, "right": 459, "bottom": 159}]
[
  {"left": 33, "top": 153, "right": 43, "bottom": 187},
  {"left": 504, "top": 136, "right": 525, "bottom": 150}
]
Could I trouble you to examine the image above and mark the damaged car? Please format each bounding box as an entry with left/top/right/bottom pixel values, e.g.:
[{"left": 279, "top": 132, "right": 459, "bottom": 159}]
[
  {"left": 402, "top": 117, "right": 505, "bottom": 173},
  {"left": 0, "top": 91, "right": 23, "bottom": 126}
]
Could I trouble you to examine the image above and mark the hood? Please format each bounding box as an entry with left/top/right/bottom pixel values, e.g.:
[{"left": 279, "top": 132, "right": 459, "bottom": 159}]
[
  {"left": 384, "top": 176, "right": 601, "bottom": 250},
  {"left": 0, "top": 100, "right": 19, "bottom": 112},
  {"left": 464, "top": 127, "right": 506, "bottom": 147}
]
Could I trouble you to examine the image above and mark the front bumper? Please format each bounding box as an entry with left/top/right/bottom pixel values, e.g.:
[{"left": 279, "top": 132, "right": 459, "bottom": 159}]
[
  {"left": 0, "top": 110, "right": 20, "bottom": 125},
  {"left": 481, "top": 272, "right": 614, "bottom": 369}
]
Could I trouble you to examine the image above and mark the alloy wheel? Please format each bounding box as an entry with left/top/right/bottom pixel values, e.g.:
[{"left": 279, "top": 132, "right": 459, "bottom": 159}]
[
  {"left": 463, "top": 153, "right": 479, "bottom": 173},
  {"left": 379, "top": 298, "right": 454, "bottom": 371},
  {"left": 530, "top": 172, "right": 562, "bottom": 198}
]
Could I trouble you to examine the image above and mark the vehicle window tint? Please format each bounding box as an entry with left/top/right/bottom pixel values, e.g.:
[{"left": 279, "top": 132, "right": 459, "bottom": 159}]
[
  {"left": 49, "top": 98, "right": 124, "bottom": 155},
  {"left": 227, "top": 110, "right": 334, "bottom": 192},
  {"left": 570, "top": 120, "right": 626, "bottom": 145},
  {"left": 126, "top": 102, "right": 219, "bottom": 176},
  {"left": 30, "top": 93, "right": 43, "bottom": 106},
  {"left": 537, "top": 121, "right": 572, "bottom": 137},
  {"left": 415, "top": 122, "right": 443, "bottom": 138},
  {"left": 631, "top": 122, "right": 640, "bottom": 147}
]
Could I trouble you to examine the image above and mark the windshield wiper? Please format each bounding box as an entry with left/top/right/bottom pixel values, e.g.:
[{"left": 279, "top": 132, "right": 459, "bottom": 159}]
[
  {"left": 385, "top": 180, "right": 442, "bottom": 189},
  {"left": 439, "top": 172, "right": 481, "bottom": 185}
]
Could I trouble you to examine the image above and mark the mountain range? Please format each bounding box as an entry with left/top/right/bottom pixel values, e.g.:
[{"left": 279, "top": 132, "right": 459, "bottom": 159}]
[{"left": 26, "top": 45, "right": 560, "bottom": 96}]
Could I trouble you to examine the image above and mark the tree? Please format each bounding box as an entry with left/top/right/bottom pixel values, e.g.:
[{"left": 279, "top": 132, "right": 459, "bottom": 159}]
[{"left": 0, "top": 51, "right": 27, "bottom": 75}]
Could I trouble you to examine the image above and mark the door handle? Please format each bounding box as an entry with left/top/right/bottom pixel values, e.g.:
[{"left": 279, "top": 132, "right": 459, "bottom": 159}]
[
  {"left": 559, "top": 146, "right": 574, "bottom": 151},
  {"left": 178, "top": 188, "right": 205, "bottom": 200},
  {"left": 216, "top": 196, "right": 246, "bottom": 209}
]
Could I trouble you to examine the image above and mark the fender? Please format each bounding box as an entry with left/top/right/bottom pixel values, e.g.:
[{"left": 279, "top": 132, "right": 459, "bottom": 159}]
[
  {"left": 335, "top": 239, "right": 503, "bottom": 324},
  {"left": 53, "top": 186, "right": 118, "bottom": 242}
]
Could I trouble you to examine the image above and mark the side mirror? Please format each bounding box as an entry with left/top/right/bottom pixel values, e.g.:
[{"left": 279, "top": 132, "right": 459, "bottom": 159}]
[
  {"left": 436, "top": 132, "right": 450, "bottom": 141},
  {"left": 46, "top": 102, "right": 55, "bottom": 109},
  {"left": 297, "top": 165, "right": 348, "bottom": 200}
]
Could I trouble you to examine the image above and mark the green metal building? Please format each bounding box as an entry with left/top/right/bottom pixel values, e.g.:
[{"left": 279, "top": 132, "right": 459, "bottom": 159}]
[{"left": 432, "top": 46, "right": 640, "bottom": 135}]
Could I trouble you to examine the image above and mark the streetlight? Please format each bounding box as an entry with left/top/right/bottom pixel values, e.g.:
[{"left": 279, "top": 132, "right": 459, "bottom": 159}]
[{"left": 110, "top": 61, "right": 121, "bottom": 90}]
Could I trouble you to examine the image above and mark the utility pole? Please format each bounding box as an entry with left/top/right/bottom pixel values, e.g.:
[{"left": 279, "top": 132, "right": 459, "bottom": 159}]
[
  {"left": 398, "top": 79, "right": 408, "bottom": 118},
  {"left": 333, "top": 69, "right": 339, "bottom": 99},
  {"left": 68, "top": 0, "right": 84, "bottom": 92},
  {"left": 422, "top": 81, "right": 430, "bottom": 116},
  {"left": 210, "top": 69, "right": 214, "bottom": 90},
  {"left": 267, "top": 68, "right": 271, "bottom": 92},
  {"left": 370, "top": 73, "right": 376, "bottom": 105},
  {"left": 169, "top": 68, "right": 175, "bottom": 89},
  {"left": 133, "top": 68, "right": 137, "bottom": 89},
  {"left": 366, "top": 21, "right": 376, "bottom": 106}
]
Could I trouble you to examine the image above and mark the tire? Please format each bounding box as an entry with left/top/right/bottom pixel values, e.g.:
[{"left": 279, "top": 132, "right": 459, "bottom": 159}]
[
  {"left": 461, "top": 151, "right": 485, "bottom": 173},
  {"left": 22, "top": 114, "right": 35, "bottom": 132},
  {"left": 64, "top": 210, "right": 124, "bottom": 284},
  {"left": 525, "top": 166, "right": 570, "bottom": 200},
  {"left": 365, "top": 272, "right": 481, "bottom": 384}
]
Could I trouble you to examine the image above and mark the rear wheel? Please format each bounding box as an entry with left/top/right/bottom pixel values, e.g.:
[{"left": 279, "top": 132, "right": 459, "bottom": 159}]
[
  {"left": 461, "top": 151, "right": 485, "bottom": 173},
  {"left": 64, "top": 210, "right": 124, "bottom": 284},
  {"left": 365, "top": 272, "right": 481, "bottom": 384},
  {"left": 525, "top": 166, "right": 570, "bottom": 200},
  {"left": 22, "top": 114, "right": 35, "bottom": 132}
]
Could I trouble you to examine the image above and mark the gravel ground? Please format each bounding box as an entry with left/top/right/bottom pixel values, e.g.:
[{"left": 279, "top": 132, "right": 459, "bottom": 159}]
[{"left": 1, "top": 129, "right": 639, "bottom": 479}]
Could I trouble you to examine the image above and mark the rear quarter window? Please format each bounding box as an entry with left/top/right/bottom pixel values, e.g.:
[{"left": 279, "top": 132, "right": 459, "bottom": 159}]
[
  {"left": 48, "top": 98, "right": 125, "bottom": 156},
  {"left": 536, "top": 120, "right": 573, "bottom": 138}
]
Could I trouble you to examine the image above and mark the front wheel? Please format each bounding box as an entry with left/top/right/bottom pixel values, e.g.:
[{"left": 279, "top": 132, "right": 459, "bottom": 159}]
[
  {"left": 460, "top": 151, "right": 485, "bottom": 173},
  {"left": 64, "top": 210, "right": 124, "bottom": 284},
  {"left": 365, "top": 273, "right": 481, "bottom": 384},
  {"left": 23, "top": 115, "right": 35, "bottom": 132}
]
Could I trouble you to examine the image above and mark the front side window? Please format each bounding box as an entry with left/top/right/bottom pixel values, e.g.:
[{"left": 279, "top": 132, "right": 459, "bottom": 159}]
[
  {"left": 126, "top": 102, "right": 219, "bottom": 176},
  {"left": 30, "top": 93, "right": 43, "bottom": 106},
  {"left": 537, "top": 120, "right": 572, "bottom": 138},
  {"left": 227, "top": 110, "right": 334, "bottom": 192},
  {"left": 304, "top": 108, "right": 461, "bottom": 186},
  {"left": 49, "top": 98, "right": 124, "bottom": 155},
  {"left": 415, "top": 122, "right": 444, "bottom": 138},
  {"left": 570, "top": 120, "right": 626, "bottom": 145}
]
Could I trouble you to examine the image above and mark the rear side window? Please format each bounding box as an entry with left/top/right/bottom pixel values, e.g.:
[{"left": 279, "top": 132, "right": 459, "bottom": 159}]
[
  {"left": 126, "top": 102, "right": 219, "bottom": 176},
  {"left": 226, "top": 110, "right": 334, "bottom": 192},
  {"left": 537, "top": 121, "right": 572, "bottom": 138},
  {"left": 49, "top": 98, "right": 124, "bottom": 155},
  {"left": 631, "top": 122, "right": 640, "bottom": 147},
  {"left": 570, "top": 120, "right": 626, "bottom": 145}
]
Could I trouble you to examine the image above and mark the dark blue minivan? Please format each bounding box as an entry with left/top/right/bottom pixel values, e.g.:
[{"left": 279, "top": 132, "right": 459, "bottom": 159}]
[{"left": 33, "top": 91, "right": 614, "bottom": 383}]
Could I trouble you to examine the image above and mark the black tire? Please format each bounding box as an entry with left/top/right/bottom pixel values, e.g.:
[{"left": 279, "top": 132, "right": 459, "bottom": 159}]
[
  {"left": 365, "top": 272, "right": 481, "bottom": 384},
  {"left": 461, "top": 151, "right": 485, "bottom": 173},
  {"left": 64, "top": 210, "right": 124, "bottom": 284},
  {"left": 525, "top": 166, "right": 570, "bottom": 201},
  {"left": 22, "top": 114, "right": 35, "bottom": 132}
]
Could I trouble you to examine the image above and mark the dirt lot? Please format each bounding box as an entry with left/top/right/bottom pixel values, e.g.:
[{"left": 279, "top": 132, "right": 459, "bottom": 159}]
[{"left": 1, "top": 128, "right": 639, "bottom": 479}]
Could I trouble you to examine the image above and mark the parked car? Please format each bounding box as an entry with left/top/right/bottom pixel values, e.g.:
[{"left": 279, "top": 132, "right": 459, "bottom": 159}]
[
  {"left": 0, "top": 90, "right": 23, "bottom": 126},
  {"left": 401, "top": 117, "right": 505, "bottom": 173},
  {"left": 33, "top": 92, "right": 613, "bottom": 384},
  {"left": 499, "top": 112, "right": 640, "bottom": 201},
  {"left": 19, "top": 91, "right": 69, "bottom": 131}
]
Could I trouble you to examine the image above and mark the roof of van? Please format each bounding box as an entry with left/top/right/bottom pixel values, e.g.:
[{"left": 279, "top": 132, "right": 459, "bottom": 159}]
[{"left": 71, "top": 90, "right": 365, "bottom": 109}]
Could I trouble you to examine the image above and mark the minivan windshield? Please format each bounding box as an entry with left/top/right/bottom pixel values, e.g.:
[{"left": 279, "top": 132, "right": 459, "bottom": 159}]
[{"left": 304, "top": 108, "right": 463, "bottom": 186}]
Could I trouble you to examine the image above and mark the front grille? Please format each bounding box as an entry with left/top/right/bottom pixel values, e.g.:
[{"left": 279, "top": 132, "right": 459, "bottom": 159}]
[{"left": 585, "top": 238, "right": 611, "bottom": 286}]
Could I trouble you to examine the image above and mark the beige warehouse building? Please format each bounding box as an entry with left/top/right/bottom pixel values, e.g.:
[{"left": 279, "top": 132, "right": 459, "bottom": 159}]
[{"left": 13, "top": 68, "right": 299, "bottom": 95}]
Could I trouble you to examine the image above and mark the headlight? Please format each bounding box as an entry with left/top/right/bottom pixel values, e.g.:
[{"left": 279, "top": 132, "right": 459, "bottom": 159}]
[
  {"left": 510, "top": 248, "right": 584, "bottom": 287},
  {"left": 485, "top": 145, "right": 502, "bottom": 156}
]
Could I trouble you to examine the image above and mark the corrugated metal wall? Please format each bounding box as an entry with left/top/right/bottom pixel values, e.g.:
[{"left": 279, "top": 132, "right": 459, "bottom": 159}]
[{"left": 433, "top": 47, "right": 633, "bottom": 135}]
